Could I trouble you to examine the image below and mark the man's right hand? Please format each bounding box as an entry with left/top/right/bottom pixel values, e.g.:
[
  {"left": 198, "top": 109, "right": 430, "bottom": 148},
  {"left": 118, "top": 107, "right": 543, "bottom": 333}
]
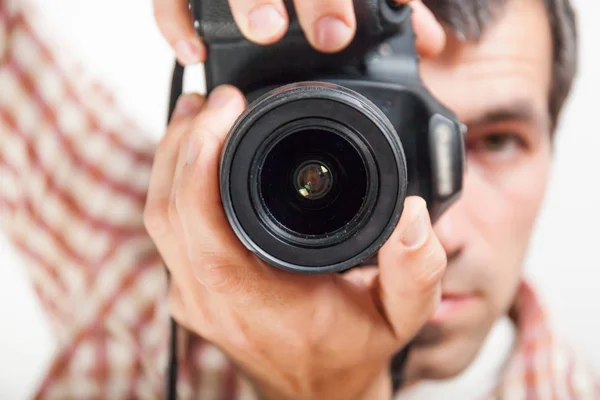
[
  {"left": 144, "top": 84, "right": 448, "bottom": 400},
  {"left": 152, "top": 0, "right": 446, "bottom": 65}
]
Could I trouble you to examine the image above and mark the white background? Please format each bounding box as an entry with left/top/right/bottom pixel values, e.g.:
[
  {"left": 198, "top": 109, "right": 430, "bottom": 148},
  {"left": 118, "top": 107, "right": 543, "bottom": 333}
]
[{"left": 0, "top": 0, "right": 598, "bottom": 398}]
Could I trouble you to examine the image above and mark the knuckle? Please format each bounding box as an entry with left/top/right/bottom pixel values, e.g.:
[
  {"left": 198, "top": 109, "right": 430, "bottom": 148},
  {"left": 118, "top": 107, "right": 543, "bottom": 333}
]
[
  {"left": 143, "top": 200, "right": 171, "bottom": 238},
  {"left": 198, "top": 256, "right": 244, "bottom": 294},
  {"left": 306, "top": 303, "right": 336, "bottom": 349},
  {"left": 286, "top": 279, "right": 341, "bottom": 353}
]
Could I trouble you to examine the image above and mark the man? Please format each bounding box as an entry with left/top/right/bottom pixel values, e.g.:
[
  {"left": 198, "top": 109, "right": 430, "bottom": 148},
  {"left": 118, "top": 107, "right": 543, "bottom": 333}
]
[{"left": 0, "top": 0, "right": 597, "bottom": 399}]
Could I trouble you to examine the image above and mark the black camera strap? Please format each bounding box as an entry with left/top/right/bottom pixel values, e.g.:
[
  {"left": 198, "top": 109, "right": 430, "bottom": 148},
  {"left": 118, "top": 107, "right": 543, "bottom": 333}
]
[
  {"left": 164, "top": 60, "right": 184, "bottom": 400},
  {"left": 391, "top": 344, "right": 410, "bottom": 391}
]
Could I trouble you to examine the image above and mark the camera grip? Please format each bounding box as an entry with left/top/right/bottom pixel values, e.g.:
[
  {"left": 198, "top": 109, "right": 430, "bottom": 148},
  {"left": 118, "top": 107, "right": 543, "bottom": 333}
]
[{"left": 192, "top": 0, "right": 407, "bottom": 42}]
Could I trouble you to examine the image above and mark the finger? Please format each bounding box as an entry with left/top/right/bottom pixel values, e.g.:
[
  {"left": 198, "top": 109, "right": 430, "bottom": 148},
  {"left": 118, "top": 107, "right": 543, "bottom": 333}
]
[
  {"left": 180, "top": 133, "right": 257, "bottom": 293},
  {"left": 293, "top": 0, "right": 356, "bottom": 53},
  {"left": 227, "top": 0, "right": 289, "bottom": 45},
  {"left": 145, "top": 94, "right": 208, "bottom": 344},
  {"left": 144, "top": 95, "right": 204, "bottom": 295},
  {"left": 153, "top": 0, "right": 206, "bottom": 65},
  {"left": 167, "top": 86, "right": 245, "bottom": 242},
  {"left": 399, "top": 0, "right": 446, "bottom": 58},
  {"left": 376, "top": 196, "right": 447, "bottom": 343},
  {"left": 170, "top": 93, "right": 206, "bottom": 127},
  {"left": 168, "top": 85, "right": 246, "bottom": 224},
  {"left": 144, "top": 93, "right": 204, "bottom": 242},
  {"left": 165, "top": 87, "right": 244, "bottom": 282},
  {"left": 189, "top": 85, "right": 247, "bottom": 142},
  {"left": 172, "top": 86, "right": 255, "bottom": 294}
]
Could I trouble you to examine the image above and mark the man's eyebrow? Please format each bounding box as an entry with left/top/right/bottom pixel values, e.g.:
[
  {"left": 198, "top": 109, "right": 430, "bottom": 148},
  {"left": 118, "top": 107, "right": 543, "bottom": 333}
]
[{"left": 464, "top": 99, "right": 548, "bottom": 131}]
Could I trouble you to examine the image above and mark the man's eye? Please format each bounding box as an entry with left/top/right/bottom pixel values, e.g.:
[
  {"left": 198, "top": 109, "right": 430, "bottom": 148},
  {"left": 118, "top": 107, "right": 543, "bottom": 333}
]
[{"left": 475, "top": 133, "right": 524, "bottom": 153}]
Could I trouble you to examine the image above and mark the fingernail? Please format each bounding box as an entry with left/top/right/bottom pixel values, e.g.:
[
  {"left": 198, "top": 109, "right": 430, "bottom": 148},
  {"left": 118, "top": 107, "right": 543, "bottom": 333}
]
[
  {"left": 315, "top": 16, "right": 353, "bottom": 52},
  {"left": 186, "top": 134, "right": 202, "bottom": 166},
  {"left": 248, "top": 5, "right": 286, "bottom": 42},
  {"left": 206, "top": 87, "right": 235, "bottom": 109},
  {"left": 400, "top": 205, "right": 428, "bottom": 248},
  {"left": 173, "top": 95, "right": 201, "bottom": 117},
  {"left": 174, "top": 38, "right": 203, "bottom": 65}
]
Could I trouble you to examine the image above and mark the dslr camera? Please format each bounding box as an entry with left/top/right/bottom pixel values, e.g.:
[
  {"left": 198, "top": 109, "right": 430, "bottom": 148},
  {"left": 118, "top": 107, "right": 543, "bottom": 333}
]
[{"left": 191, "top": 0, "right": 466, "bottom": 274}]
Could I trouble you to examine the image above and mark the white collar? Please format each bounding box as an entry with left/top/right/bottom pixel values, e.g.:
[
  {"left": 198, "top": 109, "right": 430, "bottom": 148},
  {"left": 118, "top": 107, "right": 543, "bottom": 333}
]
[{"left": 395, "top": 316, "right": 517, "bottom": 400}]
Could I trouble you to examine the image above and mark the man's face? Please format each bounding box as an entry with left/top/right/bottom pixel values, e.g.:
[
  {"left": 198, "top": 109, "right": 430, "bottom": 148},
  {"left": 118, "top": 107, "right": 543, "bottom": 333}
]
[{"left": 405, "top": 0, "right": 553, "bottom": 381}]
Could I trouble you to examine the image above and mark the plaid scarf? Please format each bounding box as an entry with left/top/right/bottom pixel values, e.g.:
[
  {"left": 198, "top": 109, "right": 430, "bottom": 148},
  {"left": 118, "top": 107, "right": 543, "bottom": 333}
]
[{"left": 1, "top": 3, "right": 598, "bottom": 399}]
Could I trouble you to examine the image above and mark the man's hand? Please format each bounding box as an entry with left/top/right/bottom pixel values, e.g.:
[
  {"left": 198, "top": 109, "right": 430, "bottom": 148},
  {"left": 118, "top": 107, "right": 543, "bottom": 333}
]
[
  {"left": 144, "top": 85, "right": 448, "bottom": 400},
  {"left": 152, "top": 0, "right": 446, "bottom": 65}
]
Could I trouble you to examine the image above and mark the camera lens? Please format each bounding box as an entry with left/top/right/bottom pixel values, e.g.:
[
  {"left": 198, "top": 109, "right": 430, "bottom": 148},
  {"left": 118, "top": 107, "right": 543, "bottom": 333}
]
[
  {"left": 258, "top": 126, "right": 369, "bottom": 238},
  {"left": 220, "top": 82, "right": 407, "bottom": 273}
]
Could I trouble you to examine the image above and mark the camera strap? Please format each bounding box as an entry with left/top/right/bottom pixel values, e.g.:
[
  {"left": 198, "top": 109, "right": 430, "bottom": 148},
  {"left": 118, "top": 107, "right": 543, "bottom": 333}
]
[{"left": 164, "top": 60, "right": 184, "bottom": 400}]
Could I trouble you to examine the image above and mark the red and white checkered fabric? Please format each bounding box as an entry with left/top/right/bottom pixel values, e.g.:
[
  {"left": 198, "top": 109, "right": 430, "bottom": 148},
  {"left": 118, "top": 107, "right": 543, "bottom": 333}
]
[{"left": 0, "top": 2, "right": 598, "bottom": 399}]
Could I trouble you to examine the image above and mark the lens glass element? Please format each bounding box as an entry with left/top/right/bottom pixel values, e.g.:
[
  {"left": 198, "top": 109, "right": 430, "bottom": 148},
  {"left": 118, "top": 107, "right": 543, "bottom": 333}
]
[
  {"left": 294, "top": 161, "right": 333, "bottom": 200},
  {"left": 259, "top": 127, "right": 369, "bottom": 237}
]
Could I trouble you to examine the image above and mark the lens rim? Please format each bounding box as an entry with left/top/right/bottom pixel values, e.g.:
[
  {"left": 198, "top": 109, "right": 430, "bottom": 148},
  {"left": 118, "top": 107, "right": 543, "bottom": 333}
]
[
  {"left": 250, "top": 118, "right": 379, "bottom": 248},
  {"left": 220, "top": 81, "right": 407, "bottom": 274}
]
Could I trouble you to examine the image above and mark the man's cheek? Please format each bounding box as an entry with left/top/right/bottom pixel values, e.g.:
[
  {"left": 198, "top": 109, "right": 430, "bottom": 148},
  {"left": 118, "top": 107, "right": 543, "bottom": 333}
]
[
  {"left": 463, "top": 173, "right": 525, "bottom": 300},
  {"left": 483, "top": 189, "right": 541, "bottom": 314},
  {"left": 474, "top": 163, "right": 544, "bottom": 245},
  {"left": 504, "top": 167, "right": 549, "bottom": 259}
]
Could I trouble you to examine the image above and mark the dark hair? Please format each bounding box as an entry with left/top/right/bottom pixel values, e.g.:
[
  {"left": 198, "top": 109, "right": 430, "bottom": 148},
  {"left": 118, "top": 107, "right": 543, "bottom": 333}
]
[{"left": 424, "top": 0, "right": 578, "bottom": 131}]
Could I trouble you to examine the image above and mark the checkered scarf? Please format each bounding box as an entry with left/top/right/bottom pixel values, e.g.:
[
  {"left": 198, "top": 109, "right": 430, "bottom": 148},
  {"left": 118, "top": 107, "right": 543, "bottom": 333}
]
[{"left": 1, "top": 2, "right": 598, "bottom": 399}]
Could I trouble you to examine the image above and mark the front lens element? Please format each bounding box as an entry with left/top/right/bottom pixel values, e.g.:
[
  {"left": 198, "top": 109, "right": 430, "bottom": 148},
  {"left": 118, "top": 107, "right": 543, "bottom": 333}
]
[{"left": 294, "top": 161, "right": 333, "bottom": 200}]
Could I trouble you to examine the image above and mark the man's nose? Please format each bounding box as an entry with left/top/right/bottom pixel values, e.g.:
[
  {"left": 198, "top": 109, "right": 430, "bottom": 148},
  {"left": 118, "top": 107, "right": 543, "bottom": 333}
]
[{"left": 433, "top": 197, "right": 468, "bottom": 260}]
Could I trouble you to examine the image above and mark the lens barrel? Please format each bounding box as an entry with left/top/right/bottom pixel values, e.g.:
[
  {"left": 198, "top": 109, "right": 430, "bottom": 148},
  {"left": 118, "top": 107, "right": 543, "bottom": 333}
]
[{"left": 220, "top": 82, "right": 407, "bottom": 273}]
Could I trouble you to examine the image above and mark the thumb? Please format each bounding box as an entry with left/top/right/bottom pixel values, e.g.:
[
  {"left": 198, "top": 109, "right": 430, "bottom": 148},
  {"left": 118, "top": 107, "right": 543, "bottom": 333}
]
[{"left": 376, "top": 196, "right": 447, "bottom": 343}]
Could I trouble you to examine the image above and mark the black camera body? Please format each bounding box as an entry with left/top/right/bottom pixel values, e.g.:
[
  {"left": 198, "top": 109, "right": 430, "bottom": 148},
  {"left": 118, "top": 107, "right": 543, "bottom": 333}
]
[{"left": 191, "top": 0, "right": 466, "bottom": 274}]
